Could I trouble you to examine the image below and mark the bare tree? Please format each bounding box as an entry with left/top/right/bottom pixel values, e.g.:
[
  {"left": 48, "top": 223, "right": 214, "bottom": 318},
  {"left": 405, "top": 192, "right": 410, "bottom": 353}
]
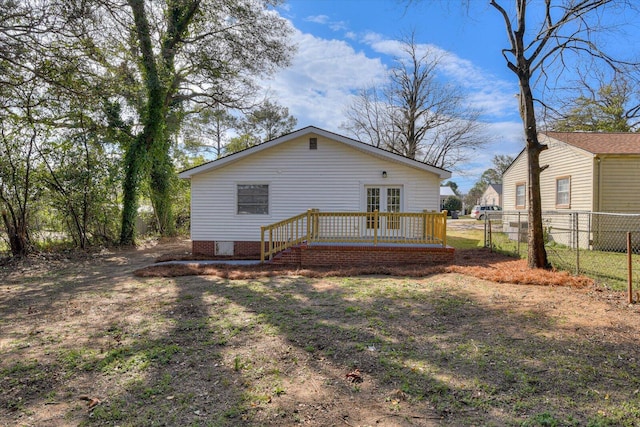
[
  {"left": 487, "top": 0, "right": 640, "bottom": 268},
  {"left": 342, "top": 34, "right": 487, "bottom": 170}
]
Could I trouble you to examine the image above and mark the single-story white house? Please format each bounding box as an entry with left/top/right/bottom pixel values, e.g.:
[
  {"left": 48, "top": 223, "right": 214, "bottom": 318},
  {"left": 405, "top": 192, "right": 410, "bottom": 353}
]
[{"left": 179, "top": 126, "right": 452, "bottom": 259}]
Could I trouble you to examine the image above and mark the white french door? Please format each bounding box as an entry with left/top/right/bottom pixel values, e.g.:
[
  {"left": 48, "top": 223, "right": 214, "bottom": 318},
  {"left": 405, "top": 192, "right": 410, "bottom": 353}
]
[{"left": 365, "top": 186, "right": 402, "bottom": 233}]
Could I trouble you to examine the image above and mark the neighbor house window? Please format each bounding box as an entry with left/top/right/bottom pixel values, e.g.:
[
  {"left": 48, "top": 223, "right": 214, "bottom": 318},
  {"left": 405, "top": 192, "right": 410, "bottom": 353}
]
[
  {"left": 556, "top": 177, "right": 570, "bottom": 208},
  {"left": 515, "top": 182, "right": 526, "bottom": 209},
  {"left": 237, "top": 184, "right": 269, "bottom": 214}
]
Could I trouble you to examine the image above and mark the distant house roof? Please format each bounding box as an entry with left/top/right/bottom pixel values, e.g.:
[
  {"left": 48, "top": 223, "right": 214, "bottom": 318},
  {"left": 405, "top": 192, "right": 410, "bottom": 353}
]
[
  {"left": 179, "top": 126, "right": 452, "bottom": 179},
  {"left": 487, "top": 183, "right": 502, "bottom": 194},
  {"left": 542, "top": 132, "right": 640, "bottom": 155},
  {"left": 440, "top": 186, "right": 457, "bottom": 197}
]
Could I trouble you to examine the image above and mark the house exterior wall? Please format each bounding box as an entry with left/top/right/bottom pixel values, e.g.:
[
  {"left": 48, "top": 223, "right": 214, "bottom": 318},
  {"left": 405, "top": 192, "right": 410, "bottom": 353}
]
[
  {"left": 480, "top": 186, "right": 501, "bottom": 207},
  {"left": 502, "top": 153, "right": 528, "bottom": 210},
  {"left": 597, "top": 155, "right": 640, "bottom": 213},
  {"left": 503, "top": 138, "right": 594, "bottom": 212},
  {"left": 189, "top": 133, "right": 442, "bottom": 245},
  {"left": 502, "top": 138, "right": 594, "bottom": 248}
]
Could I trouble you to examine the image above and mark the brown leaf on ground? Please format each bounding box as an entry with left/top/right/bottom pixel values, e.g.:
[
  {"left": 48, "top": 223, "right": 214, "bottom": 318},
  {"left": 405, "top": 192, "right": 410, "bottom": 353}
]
[
  {"left": 134, "top": 248, "right": 593, "bottom": 288},
  {"left": 345, "top": 369, "right": 363, "bottom": 383},
  {"left": 79, "top": 396, "right": 101, "bottom": 411}
]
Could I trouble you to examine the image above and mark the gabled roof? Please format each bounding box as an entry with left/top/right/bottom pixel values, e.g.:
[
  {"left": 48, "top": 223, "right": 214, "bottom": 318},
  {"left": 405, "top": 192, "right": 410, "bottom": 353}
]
[
  {"left": 179, "top": 126, "right": 452, "bottom": 179},
  {"left": 487, "top": 183, "right": 502, "bottom": 194},
  {"left": 542, "top": 132, "right": 640, "bottom": 155}
]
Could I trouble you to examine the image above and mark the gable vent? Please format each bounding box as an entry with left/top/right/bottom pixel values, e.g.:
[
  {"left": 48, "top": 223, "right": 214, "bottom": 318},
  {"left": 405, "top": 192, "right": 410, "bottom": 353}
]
[{"left": 309, "top": 137, "right": 317, "bottom": 150}]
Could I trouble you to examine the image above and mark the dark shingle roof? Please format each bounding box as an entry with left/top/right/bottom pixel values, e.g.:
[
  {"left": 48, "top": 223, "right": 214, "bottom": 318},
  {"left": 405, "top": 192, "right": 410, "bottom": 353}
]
[{"left": 543, "top": 132, "right": 640, "bottom": 155}]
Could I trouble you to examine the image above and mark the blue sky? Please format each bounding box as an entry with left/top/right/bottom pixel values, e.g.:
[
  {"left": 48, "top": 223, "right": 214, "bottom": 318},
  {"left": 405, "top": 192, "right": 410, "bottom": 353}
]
[{"left": 259, "top": 1, "right": 640, "bottom": 193}]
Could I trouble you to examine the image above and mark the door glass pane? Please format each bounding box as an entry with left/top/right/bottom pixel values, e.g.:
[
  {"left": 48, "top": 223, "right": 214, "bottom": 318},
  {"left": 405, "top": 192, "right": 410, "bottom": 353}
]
[
  {"left": 387, "top": 188, "right": 401, "bottom": 229},
  {"left": 366, "top": 188, "right": 380, "bottom": 229}
]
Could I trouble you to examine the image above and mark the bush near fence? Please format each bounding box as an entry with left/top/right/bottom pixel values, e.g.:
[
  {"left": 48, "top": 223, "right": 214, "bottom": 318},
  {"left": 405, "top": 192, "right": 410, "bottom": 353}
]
[{"left": 483, "top": 211, "right": 640, "bottom": 291}]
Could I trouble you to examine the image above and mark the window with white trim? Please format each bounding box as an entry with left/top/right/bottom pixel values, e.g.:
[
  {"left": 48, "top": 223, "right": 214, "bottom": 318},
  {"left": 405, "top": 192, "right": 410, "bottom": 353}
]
[
  {"left": 237, "top": 184, "right": 269, "bottom": 215},
  {"left": 556, "top": 177, "right": 570, "bottom": 208},
  {"left": 515, "top": 183, "right": 526, "bottom": 209}
]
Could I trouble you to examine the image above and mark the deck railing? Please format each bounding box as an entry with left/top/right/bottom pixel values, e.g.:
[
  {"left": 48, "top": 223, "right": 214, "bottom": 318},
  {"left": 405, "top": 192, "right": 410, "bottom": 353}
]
[{"left": 260, "top": 209, "right": 447, "bottom": 262}]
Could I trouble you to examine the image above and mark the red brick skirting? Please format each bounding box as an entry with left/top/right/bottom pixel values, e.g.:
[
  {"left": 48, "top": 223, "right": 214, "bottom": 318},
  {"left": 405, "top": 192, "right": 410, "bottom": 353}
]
[
  {"left": 274, "top": 244, "right": 454, "bottom": 267},
  {"left": 192, "top": 241, "right": 263, "bottom": 259},
  {"left": 193, "top": 241, "right": 455, "bottom": 266}
]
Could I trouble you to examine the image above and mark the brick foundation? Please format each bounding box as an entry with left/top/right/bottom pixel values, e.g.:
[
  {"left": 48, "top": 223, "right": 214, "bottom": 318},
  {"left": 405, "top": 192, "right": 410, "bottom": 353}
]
[
  {"left": 192, "top": 240, "right": 263, "bottom": 259},
  {"left": 193, "top": 240, "right": 455, "bottom": 266},
  {"left": 273, "top": 244, "right": 454, "bottom": 267}
]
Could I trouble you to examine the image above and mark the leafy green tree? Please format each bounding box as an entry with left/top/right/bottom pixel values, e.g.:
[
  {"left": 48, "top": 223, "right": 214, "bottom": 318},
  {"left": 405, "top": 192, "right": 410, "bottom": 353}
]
[
  {"left": 551, "top": 78, "right": 636, "bottom": 132},
  {"left": 241, "top": 99, "right": 298, "bottom": 142},
  {"left": 443, "top": 180, "right": 460, "bottom": 196},
  {"left": 224, "top": 99, "right": 298, "bottom": 155},
  {"left": 443, "top": 196, "right": 462, "bottom": 213},
  {"left": 183, "top": 106, "right": 238, "bottom": 159},
  {"left": 71, "top": 0, "right": 297, "bottom": 245}
]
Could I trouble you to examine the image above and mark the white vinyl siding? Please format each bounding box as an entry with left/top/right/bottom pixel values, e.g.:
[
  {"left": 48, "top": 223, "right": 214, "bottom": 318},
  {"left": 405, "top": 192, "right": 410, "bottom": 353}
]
[{"left": 189, "top": 134, "right": 442, "bottom": 241}]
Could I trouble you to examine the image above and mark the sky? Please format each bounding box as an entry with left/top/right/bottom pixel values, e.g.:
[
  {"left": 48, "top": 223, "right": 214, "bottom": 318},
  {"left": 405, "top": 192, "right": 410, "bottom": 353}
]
[{"left": 259, "top": 0, "right": 528, "bottom": 193}]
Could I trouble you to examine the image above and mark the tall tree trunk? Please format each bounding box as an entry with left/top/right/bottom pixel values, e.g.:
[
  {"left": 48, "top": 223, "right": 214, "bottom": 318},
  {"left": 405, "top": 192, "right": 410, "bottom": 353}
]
[
  {"left": 149, "top": 138, "right": 175, "bottom": 236},
  {"left": 2, "top": 209, "right": 28, "bottom": 257},
  {"left": 120, "top": 138, "right": 148, "bottom": 245},
  {"left": 518, "top": 71, "right": 550, "bottom": 269},
  {"left": 120, "top": 0, "right": 167, "bottom": 245}
]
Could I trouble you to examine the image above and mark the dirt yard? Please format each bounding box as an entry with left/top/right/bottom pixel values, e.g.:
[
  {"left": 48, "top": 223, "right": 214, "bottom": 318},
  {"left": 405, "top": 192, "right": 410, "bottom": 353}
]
[{"left": 1, "top": 239, "right": 640, "bottom": 426}]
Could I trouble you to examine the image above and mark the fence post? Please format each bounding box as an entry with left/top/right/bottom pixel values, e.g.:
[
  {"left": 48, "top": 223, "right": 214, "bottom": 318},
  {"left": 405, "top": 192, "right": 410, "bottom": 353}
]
[
  {"left": 517, "top": 211, "right": 521, "bottom": 256},
  {"left": 488, "top": 218, "right": 492, "bottom": 252},
  {"left": 483, "top": 214, "right": 488, "bottom": 248},
  {"left": 575, "top": 212, "right": 580, "bottom": 276},
  {"left": 628, "top": 232, "right": 634, "bottom": 304}
]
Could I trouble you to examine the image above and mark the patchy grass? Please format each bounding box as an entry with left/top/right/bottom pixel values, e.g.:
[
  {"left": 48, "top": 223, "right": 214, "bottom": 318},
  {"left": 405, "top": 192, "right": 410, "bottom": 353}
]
[{"left": 1, "top": 240, "right": 639, "bottom": 426}]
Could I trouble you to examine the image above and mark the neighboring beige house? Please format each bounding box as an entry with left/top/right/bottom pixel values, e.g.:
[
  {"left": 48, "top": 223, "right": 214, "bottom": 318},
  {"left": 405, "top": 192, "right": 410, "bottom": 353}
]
[
  {"left": 480, "top": 184, "right": 502, "bottom": 207},
  {"left": 179, "top": 126, "right": 451, "bottom": 258},
  {"left": 502, "top": 132, "right": 640, "bottom": 249}
]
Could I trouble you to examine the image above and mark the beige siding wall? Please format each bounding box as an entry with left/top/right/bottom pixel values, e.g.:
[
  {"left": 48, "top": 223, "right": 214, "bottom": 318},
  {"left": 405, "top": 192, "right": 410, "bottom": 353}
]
[
  {"left": 190, "top": 134, "right": 442, "bottom": 241},
  {"left": 503, "top": 137, "right": 594, "bottom": 211},
  {"left": 480, "top": 186, "right": 501, "bottom": 207},
  {"left": 598, "top": 155, "right": 640, "bottom": 212},
  {"left": 502, "top": 152, "right": 527, "bottom": 211}
]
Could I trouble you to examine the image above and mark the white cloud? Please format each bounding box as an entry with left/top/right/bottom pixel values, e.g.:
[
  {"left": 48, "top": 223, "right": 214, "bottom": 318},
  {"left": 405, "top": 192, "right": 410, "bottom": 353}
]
[
  {"left": 304, "top": 14, "right": 329, "bottom": 24},
  {"left": 262, "top": 29, "right": 387, "bottom": 131}
]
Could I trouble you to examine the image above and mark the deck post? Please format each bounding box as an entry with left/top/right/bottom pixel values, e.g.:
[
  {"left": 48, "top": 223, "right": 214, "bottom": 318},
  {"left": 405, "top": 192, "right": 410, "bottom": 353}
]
[
  {"left": 269, "top": 228, "right": 273, "bottom": 260},
  {"left": 260, "top": 226, "right": 266, "bottom": 263},
  {"left": 374, "top": 209, "right": 378, "bottom": 245},
  {"left": 442, "top": 210, "right": 447, "bottom": 247},
  {"left": 306, "top": 209, "right": 312, "bottom": 243}
]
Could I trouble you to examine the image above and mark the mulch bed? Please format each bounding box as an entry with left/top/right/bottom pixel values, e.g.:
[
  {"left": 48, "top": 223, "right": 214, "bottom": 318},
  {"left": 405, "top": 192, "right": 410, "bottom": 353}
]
[{"left": 134, "top": 248, "right": 593, "bottom": 288}]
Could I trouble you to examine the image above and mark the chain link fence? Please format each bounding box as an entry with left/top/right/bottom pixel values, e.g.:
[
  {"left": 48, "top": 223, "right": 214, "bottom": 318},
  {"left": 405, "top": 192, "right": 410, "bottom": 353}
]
[{"left": 483, "top": 211, "right": 640, "bottom": 290}]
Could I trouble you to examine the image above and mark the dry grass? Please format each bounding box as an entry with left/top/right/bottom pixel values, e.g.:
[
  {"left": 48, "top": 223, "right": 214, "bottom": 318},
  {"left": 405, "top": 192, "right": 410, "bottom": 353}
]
[{"left": 136, "top": 248, "right": 593, "bottom": 288}]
